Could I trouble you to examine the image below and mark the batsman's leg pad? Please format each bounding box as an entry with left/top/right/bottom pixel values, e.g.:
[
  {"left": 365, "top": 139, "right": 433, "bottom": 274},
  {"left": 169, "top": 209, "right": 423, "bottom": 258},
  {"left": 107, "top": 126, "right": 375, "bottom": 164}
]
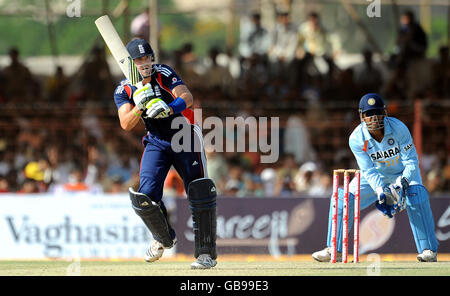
[
  {"left": 187, "top": 178, "right": 217, "bottom": 259},
  {"left": 405, "top": 185, "right": 439, "bottom": 253},
  {"left": 129, "top": 187, "right": 174, "bottom": 248}
]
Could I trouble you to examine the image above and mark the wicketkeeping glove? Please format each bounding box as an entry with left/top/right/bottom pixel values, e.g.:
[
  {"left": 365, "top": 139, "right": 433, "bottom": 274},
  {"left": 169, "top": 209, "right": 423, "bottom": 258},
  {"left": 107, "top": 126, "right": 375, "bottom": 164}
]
[
  {"left": 146, "top": 98, "right": 171, "bottom": 119},
  {"left": 391, "top": 176, "right": 408, "bottom": 213},
  {"left": 374, "top": 201, "right": 396, "bottom": 218},
  {"left": 377, "top": 185, "right": 396, "bottom": 206},
  {"left": 375, "top": 185, "right": 397, "bottom": 218}
]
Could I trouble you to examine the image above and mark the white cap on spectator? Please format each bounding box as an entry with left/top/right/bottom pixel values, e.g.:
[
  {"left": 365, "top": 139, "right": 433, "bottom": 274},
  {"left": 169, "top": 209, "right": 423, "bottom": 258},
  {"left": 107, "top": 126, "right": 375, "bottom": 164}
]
[
  {"left": 261, "top": 168, "right": 276, "bottom": 182},
  {"left": 300, "top": 162, "right": 317, "bottom": 173}
]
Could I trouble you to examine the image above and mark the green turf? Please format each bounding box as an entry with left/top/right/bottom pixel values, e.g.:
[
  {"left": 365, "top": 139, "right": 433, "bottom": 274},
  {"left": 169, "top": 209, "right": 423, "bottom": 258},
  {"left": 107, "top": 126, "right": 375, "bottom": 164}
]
[{"left": 1, "top": 261, "right": 450, "bottom": 276}]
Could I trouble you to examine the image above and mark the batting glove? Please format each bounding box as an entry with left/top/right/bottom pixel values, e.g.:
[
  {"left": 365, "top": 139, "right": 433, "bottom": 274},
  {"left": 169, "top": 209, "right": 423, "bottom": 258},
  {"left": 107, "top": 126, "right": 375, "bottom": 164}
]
[
  {"left": 133, "top": 83, "right": 156, "bottom": 111},
  {"left": 146, "top": 98, "right": 171, "bottom": 119}
]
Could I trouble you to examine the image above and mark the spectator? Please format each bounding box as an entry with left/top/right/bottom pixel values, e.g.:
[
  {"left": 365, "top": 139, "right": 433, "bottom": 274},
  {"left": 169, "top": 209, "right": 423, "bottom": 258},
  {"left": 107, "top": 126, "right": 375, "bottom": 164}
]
[
  {"left": 260, "top": 167, "right": 277, "bottom": 196},
  {"left": 202, "top": 47, "right": 234, "bottom": 94},
  {"left": 296, "top": 12, "right": 340, "bottom": 59},
  {"left": 426, "top": 168, "right": 445, "bottom": 194},
  {"left": 131, "top": 7, "right": 150, "bottom": 41},
  {"left": 0, "top": 151, "right": 12, "bottom": 177},
  {"left": 174, "top": 43, "right": 203, "bottom": 89},
  {"left": 354, "top": 49, "right": 383, "bottom": 94},
  {"left": 108, "top": 176, "right": 125, "bottom": 193},
  {"left": 46, "top": 66, "right": 69, "bottom": 105},
  {"left": 296, "top": 12, "right": 341, "bottom": 81},
  {"left": 52, "top": 167, "right": 102, "bottom": 194},
  {"left": 224, "top": 179, "right": 240, "bottom": 197},
  {"left": 23, "top": 156, "right": 54, "bottom": 191},
  {"left": 84, "top": 145, "right": 106, "bottom": 188},
  {"left": 273, "top": 154, "right": 298, "bottom": 196},
  {"left": 205, "top": 148, "right": 228, "bottom": 194},
  {"left": 308, "top": 171, "right": 332, "bottom": 197},
  {"left": 283, "top": 114, "right": 316, "bottom": 164},
  {"left": 381, "top": 60, "right": 409, "bottom": 101},
  {"left": 238, "top": 12, "right": 271, "bottom": 59},
  {"left": 17, "top": 179, "right": 39, "bottom": 194},
  {"left": 432, "top": 46, "right": 450, "bottom": 97},
  {"left": 1, "top": 47, "right": 35, "bottom": 104},
  {"left": 240, "top": 53, "right": 270, "bottom": 92},
  {"left": 0, "top": 65, "right": 6, "bottom": 103},
  {"left": 223, "top": 165, "right": 245, "bottom": 197},
  {"left": 79, "top": 46, "right": 114, "bottom": 104},
  {"left": 294, "top": 161, "right": 317, "bottom": 194},
  {"left": 268, "top": 11, "right": 298, "bottom": 78},
  {"left": 0, "top": 176, "right": 9, "bottom": 193},
  {"left": 395, "top": 10, "right": 427, "bottom": 66}
]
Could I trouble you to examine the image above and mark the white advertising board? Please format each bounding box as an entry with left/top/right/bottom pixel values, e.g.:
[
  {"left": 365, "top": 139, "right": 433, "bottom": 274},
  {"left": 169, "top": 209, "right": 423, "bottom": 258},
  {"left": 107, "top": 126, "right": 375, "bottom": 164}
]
[{"left": 0, "top": 194, "right": 173, "bottom": 259}]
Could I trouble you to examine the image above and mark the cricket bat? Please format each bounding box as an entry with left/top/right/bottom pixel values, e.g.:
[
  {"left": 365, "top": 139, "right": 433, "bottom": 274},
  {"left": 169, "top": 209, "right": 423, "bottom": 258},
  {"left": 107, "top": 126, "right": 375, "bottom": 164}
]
[{"left": 95, "top": 15, "right": 140, "bottom": 84}]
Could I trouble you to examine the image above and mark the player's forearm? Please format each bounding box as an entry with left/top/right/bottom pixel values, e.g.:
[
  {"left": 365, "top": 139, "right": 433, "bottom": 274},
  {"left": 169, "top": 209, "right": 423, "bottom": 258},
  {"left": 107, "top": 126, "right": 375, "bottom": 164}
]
[
  {"left": 171, "top": 85, "right": 193, "bottom": 114},
  {"left": 178, "top": 92, "right": 193, "bottom": 108},
  {"left": 120, "top": 106, "right": 143, "bottom": 131}
]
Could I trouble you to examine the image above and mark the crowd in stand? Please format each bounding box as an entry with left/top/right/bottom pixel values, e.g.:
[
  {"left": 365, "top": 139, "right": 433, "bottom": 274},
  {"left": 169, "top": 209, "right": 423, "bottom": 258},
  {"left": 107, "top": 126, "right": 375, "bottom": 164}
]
[{"left": 0, "top": 10, "right": 449, "bottom": 197}]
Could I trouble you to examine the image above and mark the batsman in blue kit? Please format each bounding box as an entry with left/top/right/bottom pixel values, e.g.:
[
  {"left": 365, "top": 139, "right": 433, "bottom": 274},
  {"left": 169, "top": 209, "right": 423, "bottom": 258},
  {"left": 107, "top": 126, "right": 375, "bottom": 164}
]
[
  {"left": 113, "top": 39, "right": 217, "bottom": 269},
  {"left": 313, "top": 93, "right": 439, "bottom": 262}
]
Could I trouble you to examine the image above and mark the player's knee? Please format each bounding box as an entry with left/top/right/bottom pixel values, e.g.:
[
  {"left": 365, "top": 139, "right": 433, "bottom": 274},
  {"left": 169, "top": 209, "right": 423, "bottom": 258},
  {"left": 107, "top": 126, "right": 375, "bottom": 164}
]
[
  {"left": 128, "top": 187, "right": 173, "bottom": 247},
  {"left": 187, "top": 178, "right": 217, "bottom": 204},
  {"left": 129, "top": 188, "right": 155, "bottom": 210}
]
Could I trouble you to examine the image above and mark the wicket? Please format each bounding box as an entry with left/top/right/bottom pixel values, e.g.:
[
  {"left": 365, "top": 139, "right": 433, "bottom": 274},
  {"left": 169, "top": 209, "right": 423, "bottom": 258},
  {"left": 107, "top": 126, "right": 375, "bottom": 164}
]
[{"left": 330, "top": 169, "right": 361, "bottom": 263}]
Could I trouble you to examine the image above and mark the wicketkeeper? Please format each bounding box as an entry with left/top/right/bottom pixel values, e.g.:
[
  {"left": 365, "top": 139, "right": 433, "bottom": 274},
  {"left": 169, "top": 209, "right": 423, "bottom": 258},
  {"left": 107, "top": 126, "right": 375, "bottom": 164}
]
[
  {"left": 113, "top": 39, "right": 217, "bottom": 269},
  {"left": 313, "top": 93, "right": 439, "bottom": 262}
]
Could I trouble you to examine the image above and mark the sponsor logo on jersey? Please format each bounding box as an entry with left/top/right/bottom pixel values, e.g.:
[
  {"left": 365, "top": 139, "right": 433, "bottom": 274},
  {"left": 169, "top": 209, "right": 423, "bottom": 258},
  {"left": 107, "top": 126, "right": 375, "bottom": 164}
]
[
  {"left": 370, "top": 147, "right": 400, "bottom": 161},
  {"left": 153, "top": 85, "right": 161, "bottom": 97},
  {"left": 404, "top": 143, "right": 413, "bottom": 152}
]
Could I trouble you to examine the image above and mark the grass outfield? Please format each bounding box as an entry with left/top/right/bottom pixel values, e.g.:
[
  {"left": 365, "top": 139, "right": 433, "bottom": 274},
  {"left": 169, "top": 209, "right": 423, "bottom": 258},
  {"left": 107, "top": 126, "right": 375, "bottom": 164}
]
[{"left": 1, "top": 256, "right": 450, "bottom": 276}]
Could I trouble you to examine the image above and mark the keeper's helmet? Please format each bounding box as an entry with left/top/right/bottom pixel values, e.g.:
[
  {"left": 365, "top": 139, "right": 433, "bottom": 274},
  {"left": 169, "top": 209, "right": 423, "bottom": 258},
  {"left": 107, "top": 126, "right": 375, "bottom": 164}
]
[{"left": 358, "top": 93, "right": 387, "bottom": 131}]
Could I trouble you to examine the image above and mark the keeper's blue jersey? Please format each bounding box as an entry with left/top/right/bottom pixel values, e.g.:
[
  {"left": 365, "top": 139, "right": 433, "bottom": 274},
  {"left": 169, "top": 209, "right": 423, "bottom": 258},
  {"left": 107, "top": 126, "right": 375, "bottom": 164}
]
[{"left": 349, "top": 117, "right": 422, "bottom": 191}]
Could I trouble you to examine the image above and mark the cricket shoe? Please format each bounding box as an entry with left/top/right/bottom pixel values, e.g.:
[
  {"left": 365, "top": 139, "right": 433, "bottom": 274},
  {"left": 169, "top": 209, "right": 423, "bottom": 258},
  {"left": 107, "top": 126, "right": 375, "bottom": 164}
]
[
  {"left": 190, "top": 254, "right": 217, "bottom": 269},
  {"left": 145, "top": 238, "right": 177, "bottom": 263},
  {"left": 417, "top": 250, "right": 437, "bottom": 262},
  {"left": 312, "top": 247, "right": 342, "bottom": 262}
]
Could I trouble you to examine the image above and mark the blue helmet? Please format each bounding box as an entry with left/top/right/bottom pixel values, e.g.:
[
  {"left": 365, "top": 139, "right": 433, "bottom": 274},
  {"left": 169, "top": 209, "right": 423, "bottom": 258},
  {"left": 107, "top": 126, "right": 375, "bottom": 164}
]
[
  {"left": 359, "top": 93, "right": 385, "bottom": 114},
  {"left": 126, "top": 39, "right": 155, "bottom": 61},
  {"left": 359, "top": 93, "right": 387, "bottom": 131}
]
